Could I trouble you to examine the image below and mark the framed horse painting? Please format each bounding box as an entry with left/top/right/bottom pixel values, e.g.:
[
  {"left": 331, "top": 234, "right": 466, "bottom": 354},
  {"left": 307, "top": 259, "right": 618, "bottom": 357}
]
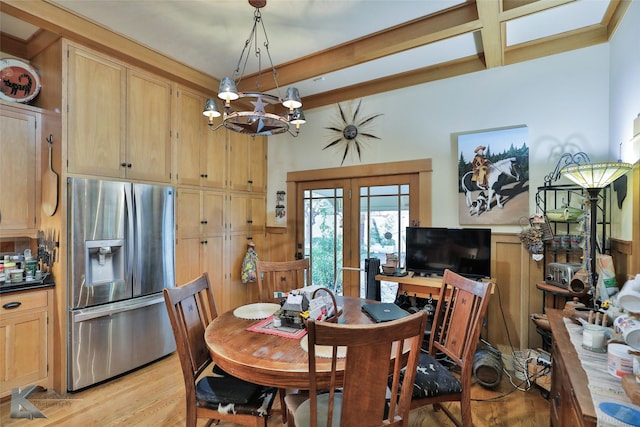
[{"left": 457, "top": 125, "right": 529, "bottom": 225}]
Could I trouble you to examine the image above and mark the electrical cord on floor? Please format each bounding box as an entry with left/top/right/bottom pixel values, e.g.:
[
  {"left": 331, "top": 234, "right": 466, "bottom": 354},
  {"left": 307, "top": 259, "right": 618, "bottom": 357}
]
[
  {"left": 472, "top": 364, "right": 551, "bottom": 401},
  {"left": 471, "top": 282, "right": 552, "bottom": 402}
]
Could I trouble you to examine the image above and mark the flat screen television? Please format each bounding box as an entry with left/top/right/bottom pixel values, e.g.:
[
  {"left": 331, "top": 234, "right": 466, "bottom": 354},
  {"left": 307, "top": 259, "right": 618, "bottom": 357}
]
[{"left": 405, "top": 227, "right": 491, "bottom": 279}]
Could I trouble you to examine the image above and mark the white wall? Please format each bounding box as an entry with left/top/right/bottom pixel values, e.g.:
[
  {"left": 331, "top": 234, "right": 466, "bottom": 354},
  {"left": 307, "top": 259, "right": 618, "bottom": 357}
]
[
  {"left": 268, "top": 44, "right": 613, "bottom": 234},
  {"left": 609, "top": 0, "right": 640, "bottom": 239}
]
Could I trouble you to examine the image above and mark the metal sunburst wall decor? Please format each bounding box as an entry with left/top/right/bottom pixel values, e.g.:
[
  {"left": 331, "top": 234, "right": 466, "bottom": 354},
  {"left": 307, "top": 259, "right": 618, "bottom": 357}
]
[{"left": 324, "top": 100, "right": 382, "bottom": 165}]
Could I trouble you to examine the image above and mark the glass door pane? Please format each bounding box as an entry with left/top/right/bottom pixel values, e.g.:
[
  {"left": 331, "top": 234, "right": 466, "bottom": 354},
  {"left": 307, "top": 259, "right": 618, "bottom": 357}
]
[
  {"left": 300, "top": 184, "right": 346, "bottom": 294},
  {"left": 357, "top": 182, "right": 411, "bottom": 299}
]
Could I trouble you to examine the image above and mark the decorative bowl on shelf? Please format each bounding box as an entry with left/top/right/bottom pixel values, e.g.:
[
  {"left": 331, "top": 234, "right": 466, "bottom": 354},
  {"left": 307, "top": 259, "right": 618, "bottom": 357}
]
[{"left": 546, "top": 206, "right": 583, "bottom": 222}]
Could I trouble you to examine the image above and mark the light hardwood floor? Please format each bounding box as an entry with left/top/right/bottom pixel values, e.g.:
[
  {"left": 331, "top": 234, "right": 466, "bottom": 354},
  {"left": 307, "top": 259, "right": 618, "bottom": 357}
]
[{"left": 0, "top": 353, "right": 549, "bottom": 426}]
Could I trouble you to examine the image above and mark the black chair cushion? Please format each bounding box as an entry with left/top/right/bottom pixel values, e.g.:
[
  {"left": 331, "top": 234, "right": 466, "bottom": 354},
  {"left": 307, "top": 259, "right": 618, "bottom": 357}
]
[
  {"left": 411, "top": 352, "right": 462, "bottom": 398},
  {"left": 196, "top": 374, "right": 277, "bottom": 416}
]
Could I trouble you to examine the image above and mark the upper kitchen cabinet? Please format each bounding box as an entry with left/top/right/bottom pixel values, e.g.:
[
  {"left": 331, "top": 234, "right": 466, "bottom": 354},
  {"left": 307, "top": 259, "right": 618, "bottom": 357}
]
[
  {"left": 228, "top": 132, "right": 266, "bottom": 193},
  {"left": 175, "top": 86, "right": 226, "bottom": 188},
  {"left": 67, "top": 46, "right": 125, "bottom": 178},
  {"left": 0, "top": 102, "right": 42, "bottom": 238},
  {"left": 66, "top": 45, "right": 171, "bottom": 182},
  {"left": 125, "top": 69, "right": 171, "bottom": 182}
]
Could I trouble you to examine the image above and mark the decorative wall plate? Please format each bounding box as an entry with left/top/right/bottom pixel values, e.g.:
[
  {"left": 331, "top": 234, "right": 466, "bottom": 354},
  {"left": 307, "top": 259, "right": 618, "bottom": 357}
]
[
  {"left": 1, "top": 58, "right": 41, "bottom": 103},
  {"left": 324, "top": 99, "right": 382, "bottom": 165}
]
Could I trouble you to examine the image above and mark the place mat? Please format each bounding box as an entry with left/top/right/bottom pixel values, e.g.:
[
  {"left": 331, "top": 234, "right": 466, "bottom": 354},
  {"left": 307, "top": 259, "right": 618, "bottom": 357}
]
[
  {"left": 247, "top": 315, "right": 308, "bottom": 339},
  {"left": 299, "top": 335, "right": 346, "bottom": 359},
  {"left": 233, "top": 303, "right": 280, "bottom": 320}
]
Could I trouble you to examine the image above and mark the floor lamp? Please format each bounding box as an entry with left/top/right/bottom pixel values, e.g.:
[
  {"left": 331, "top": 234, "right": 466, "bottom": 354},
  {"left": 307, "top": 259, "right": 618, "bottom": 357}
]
[{"left": 561, "top": 162, "right": 632, "bottom": 303}]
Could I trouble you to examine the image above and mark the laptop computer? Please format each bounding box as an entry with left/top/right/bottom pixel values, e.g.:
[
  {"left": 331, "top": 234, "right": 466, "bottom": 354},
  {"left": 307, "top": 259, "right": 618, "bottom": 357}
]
[{"left": 362, "top": 302, "right": 409, "bottom": 323}]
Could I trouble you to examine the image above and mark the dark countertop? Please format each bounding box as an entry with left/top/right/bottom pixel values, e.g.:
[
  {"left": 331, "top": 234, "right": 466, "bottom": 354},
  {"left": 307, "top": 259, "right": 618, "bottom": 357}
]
[{"left": 0, "top": 279, "right": 55, "bottom": 294}]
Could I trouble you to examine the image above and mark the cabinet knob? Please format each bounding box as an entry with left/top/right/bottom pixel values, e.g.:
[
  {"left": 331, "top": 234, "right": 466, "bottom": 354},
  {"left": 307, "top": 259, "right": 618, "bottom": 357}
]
[
  {"left": 247, "top": 220, "right": 253, "bottom": 224},
  {"left": 3, "top": 301, "right": 21, "bottom": 310},
  {"left": 121, "top": 162, "right": 127, "bottom": 167},
  {"left": 201, "top": 220, "right": 208, "bottom": 224},
  {"left": 127, "top": 163, "right": 132, "bottom": 168},
  {"left": 201, "top": 240, "right": 207, "bottom": 245},
  {"left": 200, "top": 174, "right": 208, "bottom": 178},
  {"left": 248, "top": 180, "right": 253, "bottom": 184}
]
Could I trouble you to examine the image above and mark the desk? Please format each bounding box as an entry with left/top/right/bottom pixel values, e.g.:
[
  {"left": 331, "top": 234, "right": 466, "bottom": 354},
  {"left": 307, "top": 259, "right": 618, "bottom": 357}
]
[
  {"left": 376, "top": 273, "right": 494, "bottom": 299},
  {"left": 204, "top": 296, "right": 374, "bottom": 389}
]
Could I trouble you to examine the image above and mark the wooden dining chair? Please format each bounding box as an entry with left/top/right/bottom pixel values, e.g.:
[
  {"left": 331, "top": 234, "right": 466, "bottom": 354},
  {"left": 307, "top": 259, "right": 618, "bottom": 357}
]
[
  {"left": 409, "top": 269, "right": 492, "bottom": 427},
  {"left": 255, "top": 258, "right": 310, "bottom": 303},
  {"left": 163, "top": 273, "right": 279, "bottom": 427},
  {"left": 288, "top": 310, "right": 428, "bottom": 427}
]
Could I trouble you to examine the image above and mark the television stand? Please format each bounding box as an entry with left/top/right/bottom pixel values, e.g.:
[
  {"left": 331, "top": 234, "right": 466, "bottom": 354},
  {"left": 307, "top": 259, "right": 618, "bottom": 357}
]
[{"left": 375, "top": 272, "right": 494, "bottom": 299}]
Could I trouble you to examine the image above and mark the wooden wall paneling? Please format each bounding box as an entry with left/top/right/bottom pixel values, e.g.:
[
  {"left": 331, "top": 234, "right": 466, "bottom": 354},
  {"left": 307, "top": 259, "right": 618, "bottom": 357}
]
[
  {"left": 30, "top": 42, "right": 66, "bottom": 395},
  {"left": 489, "top": 233, "right": 543, "bottom": 354},
  {"left": 611, "top": 238, "right": 633, "bottom": 286}
]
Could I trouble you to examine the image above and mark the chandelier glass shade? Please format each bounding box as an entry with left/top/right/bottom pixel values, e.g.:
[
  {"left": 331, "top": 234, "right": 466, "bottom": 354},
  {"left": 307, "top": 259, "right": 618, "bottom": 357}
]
[
  {"left": 561, "top": 162, "right": 632, "bottom": 189},
  {"left": 202, "top": 1, "right": 304, "bottom": 137}
]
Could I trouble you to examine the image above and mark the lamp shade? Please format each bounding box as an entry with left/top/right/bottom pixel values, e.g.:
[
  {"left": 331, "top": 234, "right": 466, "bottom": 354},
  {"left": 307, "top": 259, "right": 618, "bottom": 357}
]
[
  {"left": 202, "top": 98, "right": 221, "bottom": 118},
  {"left": 289, "top": 108, "right": 306, "bottom": 125},
  {"left": 218, "top": 77, "right": 239, "bottom": 102},
  {"left": 282, "top": 87, "right": 302, "bottom": 109},
  {"left": 561, "top": 162, "right": 632, "bottom": 189}
]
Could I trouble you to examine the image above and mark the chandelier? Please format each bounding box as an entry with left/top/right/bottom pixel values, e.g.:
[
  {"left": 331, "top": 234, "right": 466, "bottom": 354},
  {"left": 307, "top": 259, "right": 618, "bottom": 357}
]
[{"left": 202, "top": 0, "right": 305, "bottom": 137}]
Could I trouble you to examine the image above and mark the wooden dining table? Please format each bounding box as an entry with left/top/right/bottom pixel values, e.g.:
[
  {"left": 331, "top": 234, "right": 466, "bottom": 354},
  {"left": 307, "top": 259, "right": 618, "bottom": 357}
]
[{"left": 204, "top": 295, "right": 376, "bottom": 389}]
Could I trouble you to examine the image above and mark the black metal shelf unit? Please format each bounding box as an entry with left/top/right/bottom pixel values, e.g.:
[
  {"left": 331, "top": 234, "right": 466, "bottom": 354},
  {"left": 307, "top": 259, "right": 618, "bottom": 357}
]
[{"left": 535, "top": 184, "right": 611, "bottom": 287}]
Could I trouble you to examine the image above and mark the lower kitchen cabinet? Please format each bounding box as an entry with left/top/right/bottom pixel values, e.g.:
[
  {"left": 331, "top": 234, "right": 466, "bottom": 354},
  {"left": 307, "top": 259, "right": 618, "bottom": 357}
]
[
  {"left": 175, "top": 235, "right": 225, "bottom": 310},
  {"left": 0, "top": 287, "right": 54, "bottom": 398}
]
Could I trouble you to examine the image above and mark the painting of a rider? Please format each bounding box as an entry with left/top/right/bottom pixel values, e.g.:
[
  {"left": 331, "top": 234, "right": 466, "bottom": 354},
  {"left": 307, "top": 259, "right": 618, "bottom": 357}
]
[{"left": 471, "top": 145, "right": 490, "bottom": 187}]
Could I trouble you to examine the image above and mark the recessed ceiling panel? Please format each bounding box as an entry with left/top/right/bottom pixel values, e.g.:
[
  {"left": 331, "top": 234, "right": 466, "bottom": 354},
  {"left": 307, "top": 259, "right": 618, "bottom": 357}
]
[
  {"left": 0, "top": 13, "right": 40, "bottom": 40},
  {"left": 506, "top": 0, "right": 610, "bottom": 46}
]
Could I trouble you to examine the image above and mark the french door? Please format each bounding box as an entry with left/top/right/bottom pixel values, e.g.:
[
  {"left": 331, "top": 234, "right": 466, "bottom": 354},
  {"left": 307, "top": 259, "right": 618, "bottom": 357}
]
[{"left": 297, "top": 174, "right": 418, "bottom": 297}]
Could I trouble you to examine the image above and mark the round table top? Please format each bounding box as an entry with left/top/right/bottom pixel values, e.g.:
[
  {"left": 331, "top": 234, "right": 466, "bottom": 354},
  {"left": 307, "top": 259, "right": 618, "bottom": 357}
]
[{"left": 204, "top": 295, "right": 375, "bottom": 389}]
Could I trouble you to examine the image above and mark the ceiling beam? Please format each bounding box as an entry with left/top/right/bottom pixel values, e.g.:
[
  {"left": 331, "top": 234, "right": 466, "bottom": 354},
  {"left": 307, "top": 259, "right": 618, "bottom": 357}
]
[
  {"left": 476, "top": 0, "right": 503, "bottom": 68},
  {"left": 302, "top": 55, "right": 487, "bottom": 110},
  {"left": 504, "top": 24, "right": 608, "bottom": 65}
]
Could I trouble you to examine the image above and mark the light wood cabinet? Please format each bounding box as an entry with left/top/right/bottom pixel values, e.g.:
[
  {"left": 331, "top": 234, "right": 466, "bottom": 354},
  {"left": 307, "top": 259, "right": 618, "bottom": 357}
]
[
  {"left": 228, "top": 193, "right": 266, "bottom": 236},
  {"left": 67, "top": 45, "right": 171, "bottom": 182},
  {"left": 67, "top": 46, "right": 125, "bottom": 178},
  {"left": 175, "top": 189, "right": 226, "bottom": 308},
  {"left": 175, "top": 86, "right": 226, "bottom": 188},
  {"left": 126, "top": 69, "right": 172, "bottom": 182},
  {"left": 0, "top": 288, "right": 54, "bottom": 398},
  {"left": 228, "top": 133, "right": 267, "bottom": 192},
  {"left": 227, "top": 231, "right": 267, "bottom": 309},
  {"left": 0, "top": 102, "right": 41, "bottom": 238}
]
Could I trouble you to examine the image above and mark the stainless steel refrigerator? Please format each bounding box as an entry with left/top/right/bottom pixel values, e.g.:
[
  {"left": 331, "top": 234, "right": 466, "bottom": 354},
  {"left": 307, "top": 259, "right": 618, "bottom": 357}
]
[{"left": 67, "top": 178, "right": 176, "bottom": 391}]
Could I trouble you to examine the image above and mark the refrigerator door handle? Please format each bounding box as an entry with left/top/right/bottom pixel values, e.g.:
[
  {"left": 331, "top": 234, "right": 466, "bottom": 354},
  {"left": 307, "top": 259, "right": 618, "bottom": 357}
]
[
  {"left": 124, "top": 183, "right": 135, "bottom": 288},
  {"left": 71, "top": 294, "right": 165, "bottom": 323}
]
